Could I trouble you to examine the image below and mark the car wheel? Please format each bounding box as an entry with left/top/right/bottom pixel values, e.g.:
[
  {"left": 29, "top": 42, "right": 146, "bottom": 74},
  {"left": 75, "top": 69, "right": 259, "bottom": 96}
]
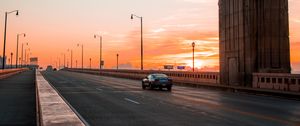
[
  {"left": 159, "top": 86, "right": 163, "bottom": 90},
  {"left": 167, "top": 86, "right": 172, "bottom": 91},
  {"left": 142, "top": 82, "right": 146, "bottom": 90},
  {"left": 142, "top": 85, "right": 146, "bottom": 90},
  {"left": 150, "top": 83, "right": 154, "bottom": 90}
]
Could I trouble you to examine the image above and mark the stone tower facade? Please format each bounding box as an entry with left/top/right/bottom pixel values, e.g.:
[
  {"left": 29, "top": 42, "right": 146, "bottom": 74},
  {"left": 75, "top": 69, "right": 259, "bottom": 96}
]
[{"left": 219, "top": 0, "right": 291, "bottom": 86}]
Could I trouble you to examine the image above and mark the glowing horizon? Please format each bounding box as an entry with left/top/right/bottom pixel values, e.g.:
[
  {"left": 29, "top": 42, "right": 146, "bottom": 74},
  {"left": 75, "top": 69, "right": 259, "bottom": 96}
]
[{"left": 0, "top": 0, "right": 300, "bottom": 72}]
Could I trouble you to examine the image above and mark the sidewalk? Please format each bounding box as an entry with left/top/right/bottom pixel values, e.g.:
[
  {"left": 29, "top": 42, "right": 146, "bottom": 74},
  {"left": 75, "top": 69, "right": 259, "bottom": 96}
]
[{"left": 0, "top": 70, "right": 36, "bottom": 125}]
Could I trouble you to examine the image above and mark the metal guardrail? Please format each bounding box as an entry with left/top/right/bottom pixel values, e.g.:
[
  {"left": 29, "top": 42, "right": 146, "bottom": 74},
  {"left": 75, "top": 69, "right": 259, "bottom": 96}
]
[
  {"left": 66, "top": 68, "right": 220, "bottom": 85},
  {"left": 0, "top": 68, "right": 28, "bottom": 79}
]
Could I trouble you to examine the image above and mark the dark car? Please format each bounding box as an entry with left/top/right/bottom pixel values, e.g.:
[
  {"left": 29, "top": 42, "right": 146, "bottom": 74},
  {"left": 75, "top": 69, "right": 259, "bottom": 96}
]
[
  {"left": 46, "top": 65, "right": 53, "bottom": 71},
  {"left": 142, "top": 74, "right": 173, "bottom": 91}
]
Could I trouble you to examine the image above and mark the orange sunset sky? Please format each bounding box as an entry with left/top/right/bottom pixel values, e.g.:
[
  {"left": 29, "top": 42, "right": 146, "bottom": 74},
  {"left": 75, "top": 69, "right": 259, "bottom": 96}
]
[{"left": 0, "top": 0, "right": 300, "bottom": 72}]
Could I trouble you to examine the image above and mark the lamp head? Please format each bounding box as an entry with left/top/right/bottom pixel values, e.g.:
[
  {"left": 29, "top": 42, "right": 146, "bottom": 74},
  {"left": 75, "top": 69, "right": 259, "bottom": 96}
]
[
  {"left": 94, "top": 35, "right": 96, "bottom": 38},
  {"left": 24, "top": 34, "right": 26, "bottom": 37},
  {"left": 16, "top": 10, "right": 19, "bottom": 16},
  {"left": 131, "top": 14, "right": 133, "bottom": 19},
  {"left": 192, "top": 42, "right": 195, "bottom": 47}
]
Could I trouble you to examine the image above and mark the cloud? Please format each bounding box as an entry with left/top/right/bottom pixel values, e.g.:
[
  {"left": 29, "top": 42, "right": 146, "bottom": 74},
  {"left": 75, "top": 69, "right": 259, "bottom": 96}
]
[
  {"left": 152, "top": 28, "right": 166, "bottom": 33},
  {"left": 182, "top": 0, "right": 214, "bottom": 4},
  {"left": 291, "top": 18, "right": 300, "bottom": 23}
]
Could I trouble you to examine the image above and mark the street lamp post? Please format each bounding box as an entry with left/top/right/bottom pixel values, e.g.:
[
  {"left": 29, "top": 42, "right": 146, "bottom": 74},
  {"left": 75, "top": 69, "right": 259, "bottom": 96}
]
[
  {"left": 18, "top": 57, "right": 21, "bottom": 66},
  {"left": 58, "top": 57, "right": 61, "bottom": 69},
  {"left": 16, "top": 33, "right": 26, "bottom": 68},
  {"left": 26, "top": 49, "right": 30, "bottom": 66},
  {"left": 21, "top": 42, "right": 28, "bottom": 67},
  {"left": 89, "top": 58, "right": 92, "bottom": 69},
  {"left": 77, "top": 44, "right": 83, "bottom": 69},
  {"left": 76, "top": 60, "right": 77, "bottom": 68},
  {"left": 2, "top": 10, "right": 19, "bottom": 69},
  {"left": 10, "top": 52, "right": 13, "bottom": 68},
  {"left": 24, "top": 48, "right": 28, "bottom": 66},
  {"left": 116, "top": 54, "right": 119, "bottom": 70},
  {"left": 63, "top": 53, "right": 66, "bottom": 68},
  {"left": 8, "top": 58, "right": 10, "bottom": 69},
  {"left": 131, "top": 14, "right": 144, "bottom": 70},
  {"left": 55, "top": 61, "right": 57, "bottom": 69},
  {"left": 192, "top": 42, "right": 195, "bottom": 72},
  {"left": 70, "top": 50, "right": 73, "bottom": 68},
  {"left": 94, "top": 34, "right": 103, "bottom": 69},
  {"left": 28, "top": 52, "right": 32, "bottom": 66}
]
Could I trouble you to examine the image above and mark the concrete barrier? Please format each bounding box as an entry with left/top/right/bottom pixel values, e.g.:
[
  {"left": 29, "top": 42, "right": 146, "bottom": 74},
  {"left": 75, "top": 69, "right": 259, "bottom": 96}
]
[
  {"left": 253, "top": 73, "right": 300, "bottom": 92},
  {"left": 0, "top": 68, "right": 28, "bottom": 79},
  {"left": 36, "top": 70, "right": 85, "bottom": 126},
  {"left": 65, "top": 68, "right": 220, "bottom": 85}
]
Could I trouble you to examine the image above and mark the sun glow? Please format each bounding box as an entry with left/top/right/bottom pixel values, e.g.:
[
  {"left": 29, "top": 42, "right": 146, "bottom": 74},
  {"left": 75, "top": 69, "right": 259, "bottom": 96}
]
[{"left": 185, "top": 60, "right": 204, "bottom": 69}]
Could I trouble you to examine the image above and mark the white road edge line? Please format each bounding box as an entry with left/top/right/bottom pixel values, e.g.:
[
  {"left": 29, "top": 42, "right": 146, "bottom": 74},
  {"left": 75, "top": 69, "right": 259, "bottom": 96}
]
[
  {"left": 124, "top": 98, "right": 140, "bottom": 105},
  {"left": 96, "top": 88, "right": 103, "bottom": 91}
]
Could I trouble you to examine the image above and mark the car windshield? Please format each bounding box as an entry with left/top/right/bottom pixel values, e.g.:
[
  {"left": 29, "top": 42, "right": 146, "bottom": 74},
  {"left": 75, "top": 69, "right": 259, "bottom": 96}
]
[{"left": 152, "top": 74, "right": 168, "bottom": 78}]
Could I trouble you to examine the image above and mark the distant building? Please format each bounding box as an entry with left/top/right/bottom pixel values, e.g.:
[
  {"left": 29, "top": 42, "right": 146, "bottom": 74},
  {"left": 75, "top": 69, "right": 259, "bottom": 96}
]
[
  {"left": 30, "top": 57, "right": 38, "bottom": 66},
  {"left": 29, "top": 57, "right": 39, "bottom": 69},
  {"left": 219, "top": 0, "right": 291, "bottom": 86},
  {"left": 0, "top": 56, "right": 7, "bottom": 68}
]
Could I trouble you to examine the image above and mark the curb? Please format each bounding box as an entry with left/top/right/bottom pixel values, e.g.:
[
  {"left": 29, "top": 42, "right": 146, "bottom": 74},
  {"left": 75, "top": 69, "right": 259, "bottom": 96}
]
[{"left": 35, "top": 70, "right": 86, "bottom": 126}]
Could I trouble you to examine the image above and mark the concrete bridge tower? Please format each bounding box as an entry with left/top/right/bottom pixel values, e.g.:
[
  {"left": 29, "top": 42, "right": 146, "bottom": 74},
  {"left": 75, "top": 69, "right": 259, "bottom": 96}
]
[{"left": 219, "top": 0, "right": 291, "bottom": 86}]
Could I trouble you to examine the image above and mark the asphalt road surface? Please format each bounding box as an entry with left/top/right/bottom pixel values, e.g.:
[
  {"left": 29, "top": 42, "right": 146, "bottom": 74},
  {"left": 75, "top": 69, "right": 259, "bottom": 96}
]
[
  {"left": 42, "top": 71, "right": 300, "bottom": 126},
  {"left": 0, "top": 70, "right": 36, "bottom": 125}
]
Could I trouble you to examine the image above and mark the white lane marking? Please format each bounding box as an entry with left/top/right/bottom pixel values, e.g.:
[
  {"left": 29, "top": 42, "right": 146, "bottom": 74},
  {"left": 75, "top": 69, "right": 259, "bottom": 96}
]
[
  {"left": 96, "top": 88, "right": 103, "bottom": 91},
  {"left": 124, "top": 98, "right": 140, "bottom": 105}
]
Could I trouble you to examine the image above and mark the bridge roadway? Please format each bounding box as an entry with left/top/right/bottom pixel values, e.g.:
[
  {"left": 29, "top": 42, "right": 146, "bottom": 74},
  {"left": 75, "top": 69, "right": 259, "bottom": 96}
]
[
  {"left": 42, "top": 71, "right": 300, "bottom": 126},
  {"left": 0, "top": 70, "right": 36, "bottom": 125}
]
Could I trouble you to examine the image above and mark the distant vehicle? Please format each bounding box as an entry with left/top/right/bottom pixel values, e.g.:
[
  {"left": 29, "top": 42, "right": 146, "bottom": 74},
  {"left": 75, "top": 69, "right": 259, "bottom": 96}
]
[
  {"left": 39, "top": 67, "right": 43, "bottom": 69},
  {"left": 53, "top": 68, "right": 57, "bottom": 71},
  {"left": 46, "top": 65, "right": 53, "bottom": 71},
  {"left": 142, "top": 74, "right": 173, "bottom": 91}
]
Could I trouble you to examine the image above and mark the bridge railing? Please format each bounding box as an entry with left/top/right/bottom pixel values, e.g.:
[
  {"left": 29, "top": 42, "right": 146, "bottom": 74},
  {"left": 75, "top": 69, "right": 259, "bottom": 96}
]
[
  {"left": 0, "top": 68, "right": 28, "bottom": 79},
  {"left": 253, "top": 73, "right": 300, "bottom": 92},
  {"left": 65, "top": 68, "right": 220, "bottom": 85}
]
